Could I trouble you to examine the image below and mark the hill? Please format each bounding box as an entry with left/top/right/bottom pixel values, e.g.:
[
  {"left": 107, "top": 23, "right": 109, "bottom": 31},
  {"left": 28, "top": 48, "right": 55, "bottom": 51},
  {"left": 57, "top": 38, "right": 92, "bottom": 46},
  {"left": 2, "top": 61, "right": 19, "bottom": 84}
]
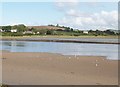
[{"left": 27, "top": 26, "right": 65, "bottom": 30}]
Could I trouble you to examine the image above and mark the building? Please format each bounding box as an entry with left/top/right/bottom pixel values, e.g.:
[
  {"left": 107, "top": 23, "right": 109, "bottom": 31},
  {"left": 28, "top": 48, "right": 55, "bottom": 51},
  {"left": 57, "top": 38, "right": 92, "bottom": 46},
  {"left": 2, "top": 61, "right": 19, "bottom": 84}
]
[
  {"left": 0, "top": 29, "right": 3, "bottom": 32},
  {"left": 11, "top": 29, "right": 17, "bottom": 33},
  {"left": 23, "top": 31, "right": 35, "bottom": 34},
  {"left": 83, "top": 30, "right": 89, "bottom": 34},
  {"left": 36, "top": 32, "right": 40, "bottom": 34}
]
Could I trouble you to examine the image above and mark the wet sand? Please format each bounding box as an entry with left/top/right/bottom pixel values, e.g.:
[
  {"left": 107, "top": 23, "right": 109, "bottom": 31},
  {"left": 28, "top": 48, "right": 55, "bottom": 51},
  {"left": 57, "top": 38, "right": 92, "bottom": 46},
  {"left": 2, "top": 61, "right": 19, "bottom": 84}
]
[{"left": 1, "top": 51, "right": 118, "bottom": 85}]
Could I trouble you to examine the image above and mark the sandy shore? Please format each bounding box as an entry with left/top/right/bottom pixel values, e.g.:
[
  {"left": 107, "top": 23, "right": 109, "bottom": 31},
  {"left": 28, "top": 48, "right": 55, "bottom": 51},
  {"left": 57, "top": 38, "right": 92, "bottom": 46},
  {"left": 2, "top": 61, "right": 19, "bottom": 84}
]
[{"left": 1, "top": 51, "right": 118, "bottom": 85}]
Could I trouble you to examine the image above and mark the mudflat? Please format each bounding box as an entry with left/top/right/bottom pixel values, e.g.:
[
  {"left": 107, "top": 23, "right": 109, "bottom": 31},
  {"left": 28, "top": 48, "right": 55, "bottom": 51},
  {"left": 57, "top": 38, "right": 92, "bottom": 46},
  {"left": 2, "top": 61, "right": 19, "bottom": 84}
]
[{"left": 1, "top": 51, "right": 118, "bottom": 85}]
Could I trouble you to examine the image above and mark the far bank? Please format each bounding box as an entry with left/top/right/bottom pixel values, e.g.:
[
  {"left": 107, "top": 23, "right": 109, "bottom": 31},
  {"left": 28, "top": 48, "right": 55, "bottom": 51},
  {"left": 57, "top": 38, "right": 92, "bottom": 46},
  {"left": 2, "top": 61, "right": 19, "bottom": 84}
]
[{"left": 0, "top": 35, "right": 119, "bottom": 44}]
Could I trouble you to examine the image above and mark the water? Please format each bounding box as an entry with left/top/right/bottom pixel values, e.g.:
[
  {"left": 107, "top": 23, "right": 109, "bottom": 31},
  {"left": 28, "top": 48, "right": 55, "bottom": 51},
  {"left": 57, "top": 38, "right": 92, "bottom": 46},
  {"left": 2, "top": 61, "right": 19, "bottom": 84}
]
[{"left": 0, "top": 40, "right": 119, "bottom": 60}]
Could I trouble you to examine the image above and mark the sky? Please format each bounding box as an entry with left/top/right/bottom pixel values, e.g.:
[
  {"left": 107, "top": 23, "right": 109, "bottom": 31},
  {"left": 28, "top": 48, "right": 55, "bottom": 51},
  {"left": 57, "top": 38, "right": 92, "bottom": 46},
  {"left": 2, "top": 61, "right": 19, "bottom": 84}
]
[{"left": 0, "top": 0, "right": 119, "bottom": 30}]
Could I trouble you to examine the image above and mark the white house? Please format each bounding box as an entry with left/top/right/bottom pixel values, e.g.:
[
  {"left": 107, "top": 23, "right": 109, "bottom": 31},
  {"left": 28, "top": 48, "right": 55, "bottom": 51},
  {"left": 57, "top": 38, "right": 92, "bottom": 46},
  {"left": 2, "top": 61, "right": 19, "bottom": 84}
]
[
  {"left": 83, "top": 30, "right": 89, "bottom": 34},
  {"left": 11, "top": 29, "right": 17, "bottom": 33},
  {"left": 36, "top": 32, "right": 40, "bottom": 34},
  {"left": 0, "top": 29, "right": 3, "bottom": 32},
  {"left": 23, "top": 31, "right": 34, "bottom": 34}
]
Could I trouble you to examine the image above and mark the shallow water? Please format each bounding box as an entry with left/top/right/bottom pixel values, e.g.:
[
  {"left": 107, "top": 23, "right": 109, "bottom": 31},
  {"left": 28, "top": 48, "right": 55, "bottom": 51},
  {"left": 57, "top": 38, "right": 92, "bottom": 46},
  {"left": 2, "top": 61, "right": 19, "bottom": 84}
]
[{"left": 0, "top": 40, "right": 119, "bottom": 60}]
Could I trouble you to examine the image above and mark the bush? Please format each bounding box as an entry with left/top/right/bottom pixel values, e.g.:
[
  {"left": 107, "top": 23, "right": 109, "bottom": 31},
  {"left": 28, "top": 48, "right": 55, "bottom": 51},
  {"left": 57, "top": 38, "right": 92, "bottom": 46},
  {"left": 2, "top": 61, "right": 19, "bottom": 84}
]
[
  {"left": 73, "top": 33, "right": 80, "bottom": 36},
  {"left": 46, "top": 30, "right": 53, "bottom": 35},
  {"left": 24, "top": 33, "right": 33, "bottom": 36},
  {"left": 2, "top": 32, "right": 23, "bottom": 36},
  {"left": 11, "top": 32, "right": 23, "bottom": 36}
]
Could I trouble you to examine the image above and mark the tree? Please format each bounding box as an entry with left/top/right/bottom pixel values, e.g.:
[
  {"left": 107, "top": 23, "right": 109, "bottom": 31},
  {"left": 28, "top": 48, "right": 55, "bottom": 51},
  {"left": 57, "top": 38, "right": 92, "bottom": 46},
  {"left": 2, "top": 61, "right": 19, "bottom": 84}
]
[
  {"left": 96, "top": 30, "right": 101, "bottom": 35},
  {"left": 37, "top": 29, "right": 47, "bottom": 35},
  {"left": 12, "top": 25, "right": 18, "bottom": 29},
  {"left": 17, "top": 24, "right": 27, "bottom": 32},
  {"left": 88, "top": 30, "right": 97, "bottom": 35},
  {"left": 88, "top": 30, "right": 94, "bottom": 33},
  {"left": 48, "top": 24, "right": 55, "bottom": 27},
  {"left": 65, "top": 27, "right": 71, "bottom": 32},
  {"left": 29, "top": 28, "right": 34, "bottom": 31},
  {"left": 104, "top": 30, "right": 115, "bottom": 35},
  {"left": 2, "top": 26, "right": 11, "bottom": 32},
  {"left": 56, "top": 24, "right": 59, "bottom": 27},
  {"left": 70, "top": 28, "right": 73, "bottom": 32},
  {"left": 46, "top": 30, "right": 53, "bottom": 35}
]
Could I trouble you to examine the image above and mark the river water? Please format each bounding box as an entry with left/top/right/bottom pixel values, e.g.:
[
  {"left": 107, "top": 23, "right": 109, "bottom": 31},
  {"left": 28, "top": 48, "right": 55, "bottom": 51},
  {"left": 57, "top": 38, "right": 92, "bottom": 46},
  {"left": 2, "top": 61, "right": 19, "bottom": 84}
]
[{"left": 0, "top": 40, "right": 119, "bottom": 60}]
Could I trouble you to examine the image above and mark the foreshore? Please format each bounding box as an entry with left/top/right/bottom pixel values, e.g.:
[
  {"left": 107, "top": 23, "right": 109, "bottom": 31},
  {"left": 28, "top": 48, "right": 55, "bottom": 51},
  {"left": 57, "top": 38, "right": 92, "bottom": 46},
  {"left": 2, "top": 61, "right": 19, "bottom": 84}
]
[
  {"left": 1, "top": 51, "right": 118, "bottom": 85},
  {"left": 1, "top": 36, "right": 119, "bottom": 44}
]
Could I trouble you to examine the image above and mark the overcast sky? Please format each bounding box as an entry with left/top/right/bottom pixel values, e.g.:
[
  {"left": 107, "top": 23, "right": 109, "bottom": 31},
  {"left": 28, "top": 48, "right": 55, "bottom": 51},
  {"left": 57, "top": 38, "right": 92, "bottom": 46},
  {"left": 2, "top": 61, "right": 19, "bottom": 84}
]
[{"left": 1, "top": 0, "right": 118, "bottom": 30}]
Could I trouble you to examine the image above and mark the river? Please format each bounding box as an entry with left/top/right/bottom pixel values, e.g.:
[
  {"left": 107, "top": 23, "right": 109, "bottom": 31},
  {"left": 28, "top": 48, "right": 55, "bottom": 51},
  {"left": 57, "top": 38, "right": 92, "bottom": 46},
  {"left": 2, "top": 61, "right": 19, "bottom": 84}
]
[{"left": 0, "top": 40, "right": 119, "bottom": 60}]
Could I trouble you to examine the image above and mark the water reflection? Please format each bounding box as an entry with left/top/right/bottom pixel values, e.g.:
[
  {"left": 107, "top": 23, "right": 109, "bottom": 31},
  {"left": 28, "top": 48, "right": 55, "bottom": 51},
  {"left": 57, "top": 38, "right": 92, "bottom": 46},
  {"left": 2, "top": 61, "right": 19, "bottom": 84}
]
[{"left": 2, "top": 41, "right": 26, "bottom": 47}]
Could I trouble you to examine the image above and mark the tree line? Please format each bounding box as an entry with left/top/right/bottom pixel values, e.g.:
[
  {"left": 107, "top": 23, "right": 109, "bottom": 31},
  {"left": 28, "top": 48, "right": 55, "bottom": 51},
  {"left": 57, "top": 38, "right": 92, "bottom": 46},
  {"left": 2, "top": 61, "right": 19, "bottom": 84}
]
[{"left": 0, "top": 24, "right": 119, "bottom": 36}]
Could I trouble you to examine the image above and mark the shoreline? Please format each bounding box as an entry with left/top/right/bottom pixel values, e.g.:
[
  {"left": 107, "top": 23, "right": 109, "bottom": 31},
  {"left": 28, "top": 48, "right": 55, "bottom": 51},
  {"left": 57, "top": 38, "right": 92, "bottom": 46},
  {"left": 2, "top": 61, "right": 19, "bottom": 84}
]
[
  {"left": 1, "top": 51, "right": 118, "bottom": 85},
  {"left": 1, "top": 35, "right": 119, "bottom": 38},
  {"left": 1, "top": 50, "right": 119, "bottom": 61},
  {"left": 1, "top": 36, "right": 119, "bottom": 44}
]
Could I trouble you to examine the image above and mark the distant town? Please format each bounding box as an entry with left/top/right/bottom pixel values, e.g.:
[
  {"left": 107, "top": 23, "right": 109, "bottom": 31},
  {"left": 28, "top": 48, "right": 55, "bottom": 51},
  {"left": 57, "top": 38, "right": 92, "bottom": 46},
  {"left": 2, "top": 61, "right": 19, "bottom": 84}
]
[{"left": 0, "top": 24, "right": 119, "bottom": 36}]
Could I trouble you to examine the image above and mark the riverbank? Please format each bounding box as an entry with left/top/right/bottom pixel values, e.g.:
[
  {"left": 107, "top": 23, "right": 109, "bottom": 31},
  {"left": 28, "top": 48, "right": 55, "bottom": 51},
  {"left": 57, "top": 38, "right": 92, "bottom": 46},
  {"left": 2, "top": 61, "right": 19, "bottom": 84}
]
[
  {"left": 1, "top": 36, "right": 119, "bottom": 44},
  {"left": 2, "top": 51, "right": 118, "bottom": 85},
  {"left": 1, "top": 35, "right": 119, "bottom": 39}
]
